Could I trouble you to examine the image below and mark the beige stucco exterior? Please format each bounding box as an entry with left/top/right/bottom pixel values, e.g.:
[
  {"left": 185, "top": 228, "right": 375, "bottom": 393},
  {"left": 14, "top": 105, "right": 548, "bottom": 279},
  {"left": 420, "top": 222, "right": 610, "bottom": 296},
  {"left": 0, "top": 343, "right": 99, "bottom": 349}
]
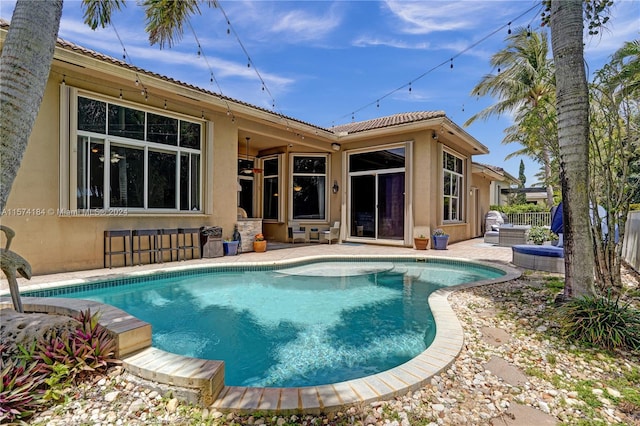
[{"left": 1, "top": 27, "right": 502, "bottom": 275}]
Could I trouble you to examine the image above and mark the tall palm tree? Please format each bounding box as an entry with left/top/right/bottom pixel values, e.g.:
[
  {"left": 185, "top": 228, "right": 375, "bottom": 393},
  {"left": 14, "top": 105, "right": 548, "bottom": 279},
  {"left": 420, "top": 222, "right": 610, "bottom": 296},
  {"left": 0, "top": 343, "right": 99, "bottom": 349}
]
[
  {"left": 611, "top": 39, "right": 640, "bottom": 97},
  {"left": 550, "top": 0, "right": 596, "bottom": 298},
  {"left": 465, "top": 28, "right": 557, "bottom": 206}
]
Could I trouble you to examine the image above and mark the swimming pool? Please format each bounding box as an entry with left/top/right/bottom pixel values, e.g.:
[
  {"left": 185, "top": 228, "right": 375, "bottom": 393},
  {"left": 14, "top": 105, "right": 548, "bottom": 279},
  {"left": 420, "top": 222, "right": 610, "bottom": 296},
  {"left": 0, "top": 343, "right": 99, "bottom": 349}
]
[{"left": 34, "top": 259, "right": 503, "bottom": 388}]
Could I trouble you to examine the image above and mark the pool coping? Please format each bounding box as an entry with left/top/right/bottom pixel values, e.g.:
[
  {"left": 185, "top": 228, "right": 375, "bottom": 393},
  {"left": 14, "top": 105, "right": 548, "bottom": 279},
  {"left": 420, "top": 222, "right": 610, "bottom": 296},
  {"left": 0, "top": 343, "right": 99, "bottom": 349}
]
[{"left": 0, "top": 255, "right": 521, "bottom": 413}]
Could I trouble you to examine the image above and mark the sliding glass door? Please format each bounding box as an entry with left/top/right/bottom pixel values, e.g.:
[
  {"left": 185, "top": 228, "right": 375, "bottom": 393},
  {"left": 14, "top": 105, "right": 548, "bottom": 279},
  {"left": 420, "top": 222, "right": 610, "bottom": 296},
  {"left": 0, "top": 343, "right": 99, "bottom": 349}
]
[{"left": 349, "top": 146, "right": 406, "bottom": 241}]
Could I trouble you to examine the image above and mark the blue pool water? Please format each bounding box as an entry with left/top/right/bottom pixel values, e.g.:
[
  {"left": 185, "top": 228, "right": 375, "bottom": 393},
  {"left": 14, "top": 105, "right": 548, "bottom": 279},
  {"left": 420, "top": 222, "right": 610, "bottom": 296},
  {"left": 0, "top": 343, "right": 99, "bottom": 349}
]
[{"left": 50, "top": 260, "right": 502, "bottom": 387}]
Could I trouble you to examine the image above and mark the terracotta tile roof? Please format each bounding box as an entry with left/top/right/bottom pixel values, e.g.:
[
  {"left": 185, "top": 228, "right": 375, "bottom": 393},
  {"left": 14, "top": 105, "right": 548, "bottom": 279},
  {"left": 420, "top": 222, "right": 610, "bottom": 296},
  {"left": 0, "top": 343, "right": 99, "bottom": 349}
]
[
  {"left": 331, "top": 111, "right": 446, "bottom": 134},
  {"left": 476, "top": 162, "right": 506, "bottom": 174},
  {"left": 0, "top": 19, "right": 325, "bottom": 133}
]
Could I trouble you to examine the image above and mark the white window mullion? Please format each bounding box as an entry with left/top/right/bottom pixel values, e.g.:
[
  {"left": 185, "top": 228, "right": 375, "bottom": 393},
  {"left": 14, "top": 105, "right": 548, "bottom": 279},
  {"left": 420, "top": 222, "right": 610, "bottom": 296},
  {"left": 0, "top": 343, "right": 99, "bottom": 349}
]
[
  {"left": 104, "top": 140, "right": 111, "bottom": 209},
  {"left": 143, "top": 146, "right": 148, "bottom": 209}
]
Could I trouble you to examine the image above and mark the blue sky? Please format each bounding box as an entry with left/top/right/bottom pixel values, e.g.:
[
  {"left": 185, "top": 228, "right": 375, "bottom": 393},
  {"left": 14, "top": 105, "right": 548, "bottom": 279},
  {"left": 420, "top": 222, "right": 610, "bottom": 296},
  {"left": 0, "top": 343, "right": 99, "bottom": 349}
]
[{"left": 2, "top": 0, "right": 638, "bottom": 185}]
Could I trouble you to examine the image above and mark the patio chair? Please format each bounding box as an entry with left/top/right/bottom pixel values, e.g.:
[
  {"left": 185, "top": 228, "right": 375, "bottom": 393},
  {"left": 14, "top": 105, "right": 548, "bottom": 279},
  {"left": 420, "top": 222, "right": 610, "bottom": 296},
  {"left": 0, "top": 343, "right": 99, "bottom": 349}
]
[
  {"left": 320, "top": 222, "right": 340, "bottom": 244},
  {"left": 288, "top": 221, "right": 307, "bottom": 244}
]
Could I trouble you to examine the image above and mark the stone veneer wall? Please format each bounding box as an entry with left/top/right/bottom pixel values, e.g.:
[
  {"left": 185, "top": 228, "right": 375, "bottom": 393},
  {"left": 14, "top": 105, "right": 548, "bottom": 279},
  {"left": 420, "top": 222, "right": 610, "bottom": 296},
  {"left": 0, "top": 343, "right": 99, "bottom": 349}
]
[{"left": 237, "top": 218, "right": 262, "bottom": 252}]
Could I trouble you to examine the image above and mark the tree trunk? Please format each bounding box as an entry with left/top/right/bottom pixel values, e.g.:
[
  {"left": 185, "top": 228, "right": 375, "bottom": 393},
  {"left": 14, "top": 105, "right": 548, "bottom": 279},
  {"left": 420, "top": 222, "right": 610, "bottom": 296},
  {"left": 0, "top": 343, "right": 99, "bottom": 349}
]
[
  {"left": 550, "top": 0, "right": 596, "bottom": 298},
  {"left": 0, "top": 0, "right": 63, "bottom": 211}
]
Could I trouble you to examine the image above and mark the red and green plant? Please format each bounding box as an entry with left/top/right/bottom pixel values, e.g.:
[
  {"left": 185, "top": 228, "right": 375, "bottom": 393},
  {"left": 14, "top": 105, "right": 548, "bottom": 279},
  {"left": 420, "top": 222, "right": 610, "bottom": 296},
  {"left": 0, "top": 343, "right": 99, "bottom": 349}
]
[{"left": 0, "top": 309, "right": 119, "bottom": 422}]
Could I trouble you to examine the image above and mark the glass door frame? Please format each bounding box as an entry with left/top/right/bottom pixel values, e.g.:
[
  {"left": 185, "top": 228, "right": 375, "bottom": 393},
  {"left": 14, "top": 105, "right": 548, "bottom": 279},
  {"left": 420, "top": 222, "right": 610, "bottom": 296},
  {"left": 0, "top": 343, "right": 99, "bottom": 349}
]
[{"left": 345, "top": 142, "right": 412, "bottom": 245}]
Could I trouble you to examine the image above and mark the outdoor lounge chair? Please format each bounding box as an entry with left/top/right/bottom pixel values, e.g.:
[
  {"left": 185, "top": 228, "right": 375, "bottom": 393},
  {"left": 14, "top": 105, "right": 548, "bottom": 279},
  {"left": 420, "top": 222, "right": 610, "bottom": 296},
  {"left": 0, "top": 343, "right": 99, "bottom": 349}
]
[
  {"left": 511, "top": 203, "right": 564, "bottom": 273},
  {"left": 320, "top": 222, "right": 340, "bottom": 244}
]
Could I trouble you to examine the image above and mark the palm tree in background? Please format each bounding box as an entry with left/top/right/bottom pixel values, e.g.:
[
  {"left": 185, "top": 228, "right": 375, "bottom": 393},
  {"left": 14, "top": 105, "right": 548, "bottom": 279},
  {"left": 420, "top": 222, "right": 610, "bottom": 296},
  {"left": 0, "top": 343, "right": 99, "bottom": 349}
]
[{"left": 465, "top": 28, "right": 557, "bottom": 207}]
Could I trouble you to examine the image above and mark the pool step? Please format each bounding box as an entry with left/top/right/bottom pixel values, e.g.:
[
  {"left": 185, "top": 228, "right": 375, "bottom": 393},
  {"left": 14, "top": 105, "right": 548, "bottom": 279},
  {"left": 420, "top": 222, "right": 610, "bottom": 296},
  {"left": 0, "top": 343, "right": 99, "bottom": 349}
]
[{"left": 122, "top": 347, "right": 225, "bottom": 406}]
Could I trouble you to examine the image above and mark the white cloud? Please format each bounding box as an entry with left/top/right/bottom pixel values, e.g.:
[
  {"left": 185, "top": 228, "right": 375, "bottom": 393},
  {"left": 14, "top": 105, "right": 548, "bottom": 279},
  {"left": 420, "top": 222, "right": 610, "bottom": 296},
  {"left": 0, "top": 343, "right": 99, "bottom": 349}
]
[
  {"left": 383, "top": 0, "right": 516, "bottom": 35},
  {"left": 352, "top": 35, "right": 431, "bottom": 49}
]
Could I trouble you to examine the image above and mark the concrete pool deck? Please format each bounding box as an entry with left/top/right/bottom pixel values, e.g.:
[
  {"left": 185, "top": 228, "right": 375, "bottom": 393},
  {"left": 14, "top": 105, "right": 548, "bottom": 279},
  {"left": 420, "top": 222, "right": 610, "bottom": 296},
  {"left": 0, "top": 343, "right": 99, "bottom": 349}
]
[{"left": 1, "top": 238, "right": 521, "bottom": 413}]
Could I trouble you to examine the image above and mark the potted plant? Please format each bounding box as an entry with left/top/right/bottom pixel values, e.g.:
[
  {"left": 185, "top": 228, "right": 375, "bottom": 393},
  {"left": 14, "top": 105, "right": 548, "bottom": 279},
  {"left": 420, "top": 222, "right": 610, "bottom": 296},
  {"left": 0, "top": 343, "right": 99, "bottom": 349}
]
[
  {"left": 223, "top": 238, "right": 240, "bottom": 255},
  {"left": 253, "top": 233, "right": 267, "bottom": 252},
  {"left": 414, "top": 234, "right": 429, "bottom": 250},
  {"left": 432, "top": 228, "right": 449, "bottom": 250},
  {"left": 528, "top": 227, "right": 554, "bottom": 245}
]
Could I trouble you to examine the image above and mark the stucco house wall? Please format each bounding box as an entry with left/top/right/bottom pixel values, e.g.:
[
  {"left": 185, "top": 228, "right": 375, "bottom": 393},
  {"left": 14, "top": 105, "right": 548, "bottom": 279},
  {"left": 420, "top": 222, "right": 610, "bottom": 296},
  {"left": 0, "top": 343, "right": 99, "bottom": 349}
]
[{"left": 1, "top": 25, "right": 499, "bottom": 275}]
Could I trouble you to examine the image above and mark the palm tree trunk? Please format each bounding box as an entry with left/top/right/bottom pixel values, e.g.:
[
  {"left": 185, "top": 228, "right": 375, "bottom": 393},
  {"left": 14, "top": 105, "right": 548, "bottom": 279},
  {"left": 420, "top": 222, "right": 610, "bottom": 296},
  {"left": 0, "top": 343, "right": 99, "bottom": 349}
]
[
  {"left": 550, "top": 0, "right": 596, "bottom": 298},
  {"left": 0, "top": 0, "right": 63, "bottom": 211}
]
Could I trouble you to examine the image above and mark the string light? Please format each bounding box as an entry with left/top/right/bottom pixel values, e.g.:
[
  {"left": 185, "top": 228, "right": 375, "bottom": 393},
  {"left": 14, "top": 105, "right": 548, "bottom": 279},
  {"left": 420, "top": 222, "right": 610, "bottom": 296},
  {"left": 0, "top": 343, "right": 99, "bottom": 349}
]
[
  {"left": 119, "top": 89, "right": 123, "bottom": 99},
  {"left": 212, "top": 2, "right": 289, "bottom": 128},
  {"left": 330, "top": 3, "right": 541, "bottom": 126},
  {"left": 164, "top": 99, "right": 167, "bottom": 109},
  {"left": 508, "top": 22, "right": 512, "bottom": 34},
  {"left": 61, "top": 75, "right": 66, "bottom": 85}
]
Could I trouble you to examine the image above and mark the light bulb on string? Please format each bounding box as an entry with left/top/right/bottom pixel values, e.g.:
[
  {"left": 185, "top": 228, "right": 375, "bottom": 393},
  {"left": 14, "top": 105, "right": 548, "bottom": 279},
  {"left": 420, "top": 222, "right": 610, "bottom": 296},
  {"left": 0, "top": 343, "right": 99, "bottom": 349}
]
[
  {"left": 164, "top": 100, "right": 167, "bottom": 109},
  {"left": 508, "top": 22, "right": 512, "bottom": 34},
  {"left": 409, "top": 82, "right": 412, "bottom": 93},
  {"left": 119, "top": 89, "right": 123, "bottom": 99},
  {"left": 376, "top": 100, "right": 380, "bottom": 108},
  {"left": 61, "top": 75, "right": 66, "bottom": 85},
  {"left": 527, "top": 25, "right": 531, "bottom": 37},
  {"left": 135, "top": 77, "right": 139, "bottom": 86},
  {"left": 450, "top": 58, "right": 454, "bottom": 69}
]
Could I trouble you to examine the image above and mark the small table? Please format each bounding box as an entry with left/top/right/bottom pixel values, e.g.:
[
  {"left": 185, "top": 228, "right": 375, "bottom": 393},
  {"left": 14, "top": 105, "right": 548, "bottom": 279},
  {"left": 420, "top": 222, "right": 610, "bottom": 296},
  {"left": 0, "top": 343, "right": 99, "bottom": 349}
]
[
  {"left": 498, "top": 225, "right": 530, "bottom": 247},
  {"left": 308, "top": 228, "right": 320, "bottom": 243}
]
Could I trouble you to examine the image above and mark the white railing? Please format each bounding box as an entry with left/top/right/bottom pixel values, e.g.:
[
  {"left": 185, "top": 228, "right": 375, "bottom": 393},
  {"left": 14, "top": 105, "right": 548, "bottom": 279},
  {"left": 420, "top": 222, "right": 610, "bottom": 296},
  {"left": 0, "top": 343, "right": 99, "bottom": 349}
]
[{"left": 507, "top": 212, "right": 552, "bottom": 227}]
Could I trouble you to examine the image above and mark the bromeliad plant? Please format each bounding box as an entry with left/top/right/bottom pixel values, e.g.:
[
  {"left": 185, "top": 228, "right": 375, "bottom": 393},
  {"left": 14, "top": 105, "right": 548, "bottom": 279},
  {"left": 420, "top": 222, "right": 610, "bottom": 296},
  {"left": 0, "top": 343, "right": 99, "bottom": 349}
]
[
  {"left": 0, "top": 345, "right": 46, "bottom": 423},
  {"left": 34, "top": 309, "right": 118, "bottom": 376},
  {"left": 1, "top": 309, "right": 119, "bottom": 422}
]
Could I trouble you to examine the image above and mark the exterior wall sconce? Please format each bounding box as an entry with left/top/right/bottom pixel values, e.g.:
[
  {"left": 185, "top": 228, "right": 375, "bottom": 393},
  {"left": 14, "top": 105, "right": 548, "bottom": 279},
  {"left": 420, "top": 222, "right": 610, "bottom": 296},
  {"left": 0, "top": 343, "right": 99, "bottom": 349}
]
[
  {"left": 332, "top": 180, "right": 339, "bottom": 194},
  {"left": 331, "top": 143, "right": 341, "bottom": 151}
]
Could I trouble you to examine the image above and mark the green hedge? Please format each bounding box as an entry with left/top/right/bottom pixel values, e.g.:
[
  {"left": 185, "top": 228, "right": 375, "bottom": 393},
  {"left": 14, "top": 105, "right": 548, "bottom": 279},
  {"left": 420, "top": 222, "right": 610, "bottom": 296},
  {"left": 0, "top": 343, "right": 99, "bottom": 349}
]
[{"left": 489, "top": 204, "right": 548, "bottom": 214}]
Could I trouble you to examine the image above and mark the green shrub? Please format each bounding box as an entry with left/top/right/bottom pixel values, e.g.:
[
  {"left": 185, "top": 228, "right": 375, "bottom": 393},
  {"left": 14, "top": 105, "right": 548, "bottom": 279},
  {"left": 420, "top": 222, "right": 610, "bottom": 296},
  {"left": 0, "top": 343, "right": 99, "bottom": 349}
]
[
  {"left": 528, "top": 226, "right": 556, "bottom": 244},
  {"left": 557, "top": 291, "right": 640, "bottom": 351},
  {"left": 630, "top": 203, "right": 640, "bottom": 211},
  {"left": 490, "top": 204, "right": 547, "bottom": 214}
]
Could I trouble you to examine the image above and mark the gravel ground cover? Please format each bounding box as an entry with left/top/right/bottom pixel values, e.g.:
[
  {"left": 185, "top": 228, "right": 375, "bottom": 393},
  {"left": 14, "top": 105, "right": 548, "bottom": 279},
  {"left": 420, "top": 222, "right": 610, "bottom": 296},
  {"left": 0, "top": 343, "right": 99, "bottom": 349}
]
[{"left": 26, "top": 266, "right": 640, "bottom": 426}]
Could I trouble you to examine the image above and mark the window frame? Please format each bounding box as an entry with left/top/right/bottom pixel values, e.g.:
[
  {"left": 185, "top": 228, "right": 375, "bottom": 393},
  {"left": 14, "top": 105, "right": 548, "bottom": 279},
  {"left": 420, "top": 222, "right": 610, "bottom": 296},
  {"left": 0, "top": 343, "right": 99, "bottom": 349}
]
[
  {"left": 289, "top": 153, "right": 329, "bottom": 222},
  {"left": 261, "top": 154, "right": 283, "bottom": 223},
  {"left": 69, "top": 88, "right": 203, "bottom": 213},
  {"left": 442, "top": 149, "right": 465, "bottom": 223}
]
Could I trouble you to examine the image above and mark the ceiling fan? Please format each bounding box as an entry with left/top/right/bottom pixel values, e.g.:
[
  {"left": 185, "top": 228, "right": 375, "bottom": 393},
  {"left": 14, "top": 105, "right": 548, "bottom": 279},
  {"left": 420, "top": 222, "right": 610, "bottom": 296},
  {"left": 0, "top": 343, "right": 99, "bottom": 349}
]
[{"left": 240, "top": 137, "right": 262, "bottom": 175}]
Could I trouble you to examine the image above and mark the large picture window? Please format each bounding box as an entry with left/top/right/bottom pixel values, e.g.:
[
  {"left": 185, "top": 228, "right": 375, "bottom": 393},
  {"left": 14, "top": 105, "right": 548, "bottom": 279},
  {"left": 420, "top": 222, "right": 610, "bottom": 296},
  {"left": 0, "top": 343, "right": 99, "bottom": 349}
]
[
  {"left": 75, "top": 95, "right": 201, "bottom": 211},
  {"left": 291, "top": 155, "right": 327, "bottom": 221},
  {"left": 443, "top": 151, "right": 464, "bottom": 222}
]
